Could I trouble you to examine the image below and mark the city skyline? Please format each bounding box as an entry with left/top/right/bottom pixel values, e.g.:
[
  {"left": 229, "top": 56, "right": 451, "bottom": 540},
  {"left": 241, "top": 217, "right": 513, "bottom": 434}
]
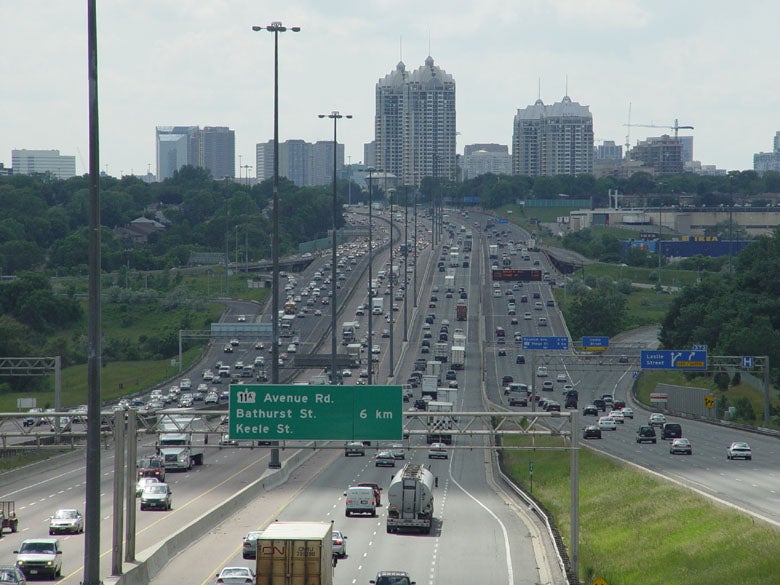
[{"left": 3, "top": 1, "right": 779, "bottom": 178}]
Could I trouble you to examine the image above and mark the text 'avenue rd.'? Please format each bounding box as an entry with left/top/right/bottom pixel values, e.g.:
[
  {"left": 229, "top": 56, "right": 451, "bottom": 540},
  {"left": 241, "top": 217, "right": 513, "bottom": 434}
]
[{"left": 228, "top": 384, "right": 403, "bottom": 441}]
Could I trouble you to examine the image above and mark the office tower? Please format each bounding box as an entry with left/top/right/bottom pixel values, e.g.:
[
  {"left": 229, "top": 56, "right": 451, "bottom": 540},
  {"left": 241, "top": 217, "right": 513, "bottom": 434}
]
[
  {"left": 375, "top": 56, "right": 456, "bottom": 186},
  {"left": 11, "top": 149, "right": 76, "bottom": 179},
  {"left": 156, "top": 126, "right": 235, "bottom": 181},
  {"left": 512, "top": 96, "right": 594, "bottom": 177},
  {"left": 254, "top": 139, "right": 344, "bottom": 187},
  {"left": 595, "top": 140, "right": 623, "bottom": 162},
  {"left": 753, "top": 131, "right": 780, "bottom": 175},
  {"left": 156, "top": 126, "right": 198, "bottom": 181},
  {"left": 199, "top": 126, "right": 235, "bottom": 181}
]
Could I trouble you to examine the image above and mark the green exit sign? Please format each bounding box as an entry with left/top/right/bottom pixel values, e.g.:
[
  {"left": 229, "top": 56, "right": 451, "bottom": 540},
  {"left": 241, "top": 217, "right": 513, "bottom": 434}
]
[{"left": 228, "top": 385, "right": 402, "bottom": 441}]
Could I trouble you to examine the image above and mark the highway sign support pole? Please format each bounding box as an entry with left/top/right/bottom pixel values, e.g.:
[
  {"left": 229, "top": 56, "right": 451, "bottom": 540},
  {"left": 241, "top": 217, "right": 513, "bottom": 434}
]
[
  {"left": 111, "top": 415, "right": 125, "bottom": 575},
  {"left": 403, "top": 187, "right": 409, "bottom": 342},
  {"left": 570, "top": 410, "right": 579, "bottom": 582},
  {"left": 389, "top": 182, "right": 395, "bottom": 379},
  {"left": 125, "top": 411, "right": 137, "bottom": 562},
  {"left": 367, "top": 169, "right": 375, "bottom": 386}
]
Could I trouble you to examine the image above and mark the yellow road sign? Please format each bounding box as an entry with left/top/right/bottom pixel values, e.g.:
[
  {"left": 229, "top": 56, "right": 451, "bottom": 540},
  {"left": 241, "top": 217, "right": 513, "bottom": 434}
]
[
  {"left": 591, "top": 578, "right": 609, "bottom": 585},
  {"left": 705, "top": 395, "right": 715, "bottom": 409}
]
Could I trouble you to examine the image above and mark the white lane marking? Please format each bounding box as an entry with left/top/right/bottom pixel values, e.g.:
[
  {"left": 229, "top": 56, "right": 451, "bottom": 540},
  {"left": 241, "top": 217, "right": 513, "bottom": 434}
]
[{"left": 447, "top": 464, "right": 514, "bottom": 585}]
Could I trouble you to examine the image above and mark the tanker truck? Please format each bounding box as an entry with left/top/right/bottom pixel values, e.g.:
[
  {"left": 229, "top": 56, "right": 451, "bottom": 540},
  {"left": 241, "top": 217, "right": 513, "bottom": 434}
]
[{"left": 386, "top": 463, "right": 435, "bottom": 534}]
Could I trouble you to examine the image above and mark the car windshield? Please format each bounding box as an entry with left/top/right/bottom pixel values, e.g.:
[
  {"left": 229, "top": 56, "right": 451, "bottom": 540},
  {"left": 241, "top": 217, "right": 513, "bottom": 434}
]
[
  {"left": 20, "top": 542, "right": 56, "bottom": 554},
  {"left": 0, "top": 570, "right": 18, "bottom": 582},
  {"left": 377, "top": 577, "right": 411, "bottom": 585},
  {"left": 53, "top": 510, "right": 78, "bottom": 519},
  {"left": 146, "top": 485, "right": 167, "bottom": 494},
  {"left": 221, "top": 568, "right": 251, "bottom": 577}
]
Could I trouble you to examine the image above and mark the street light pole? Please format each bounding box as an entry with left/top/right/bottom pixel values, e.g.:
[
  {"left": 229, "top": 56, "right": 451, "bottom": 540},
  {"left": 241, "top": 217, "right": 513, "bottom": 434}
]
[
  {"left": 403, "top": 186, "right": 409, "bottom": 342},
  {"left": 319, "top": 111, "right": 352, "bottom": 385},
  {"left": 413, "top": 190, "right": 418, "bottom": 308},
  {"left": 388, "top": 183, "right": 395, "bottom": 378},
  {"left": 253, "top": 20, "right": 299, "bottom": 469},
  {"left": 367, "top": 168, "right": 375, "bottom": 385}
]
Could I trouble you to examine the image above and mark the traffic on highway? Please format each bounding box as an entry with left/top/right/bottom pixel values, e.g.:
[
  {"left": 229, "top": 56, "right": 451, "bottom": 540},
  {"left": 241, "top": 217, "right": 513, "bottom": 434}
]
[{"left": 0, "top": 205, "right": 775, "bottom": 585}]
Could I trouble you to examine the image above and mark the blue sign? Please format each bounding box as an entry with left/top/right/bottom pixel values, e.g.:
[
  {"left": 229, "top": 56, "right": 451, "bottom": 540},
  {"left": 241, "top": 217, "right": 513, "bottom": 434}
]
[
  {"left": 496, "top": 218, "right": 509, "bottom": 224},
  {"left": 692, "top": 344, "right": 708, "bottom": 351},
  {"left": 582, "top": 336, "right": 609, "bottom": 350},
  {"left": 522, "top": 336, "right": 569, "bottom": 350},
  {"left": 640, "top": 350, "right": 707, "bottom": 371},
  {"left": 742, "top": 356, "right": 754, "bottom": 368},
  {"left": 464, "top": 196, "right": 480, "bottom": 204}
]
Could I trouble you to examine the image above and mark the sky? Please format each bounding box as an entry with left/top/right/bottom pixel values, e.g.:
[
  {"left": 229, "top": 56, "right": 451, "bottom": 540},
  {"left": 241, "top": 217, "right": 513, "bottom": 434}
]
[{"left": 3, "top": 0, "right": 780, "bottom": 177}]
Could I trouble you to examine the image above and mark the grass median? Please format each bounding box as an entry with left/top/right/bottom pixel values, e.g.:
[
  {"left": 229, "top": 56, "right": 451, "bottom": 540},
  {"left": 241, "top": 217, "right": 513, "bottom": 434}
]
[{"left": 500, "top": 436, "right": 780, "bottom": 585}]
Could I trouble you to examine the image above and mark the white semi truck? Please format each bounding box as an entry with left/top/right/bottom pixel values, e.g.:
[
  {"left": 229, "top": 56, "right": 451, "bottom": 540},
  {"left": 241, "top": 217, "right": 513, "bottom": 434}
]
[
  {"left": 157, "top": 414, "right": 207, "bottom": 470},
  {"left": 386, "top": 463, "right": 435, "bottom": 534}
]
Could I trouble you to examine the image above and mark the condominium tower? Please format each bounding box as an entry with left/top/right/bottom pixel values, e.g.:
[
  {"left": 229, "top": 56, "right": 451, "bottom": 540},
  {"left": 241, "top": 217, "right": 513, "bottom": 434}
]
[
  {"left": 156, "top": 126, "right": 235, "bottom": 181},
  {"left": 375, "top": 56, "right": 456, "bottom": 186},
  {"left": 512, "top": 96, "right": 594, "bottom": 177}
]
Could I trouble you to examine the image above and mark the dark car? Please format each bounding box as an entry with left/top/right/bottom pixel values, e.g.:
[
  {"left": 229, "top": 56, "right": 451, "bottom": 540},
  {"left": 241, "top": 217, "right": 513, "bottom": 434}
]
[
  {"left": 593, "top": 399, "right": 607, "bottom": 412},
  {"left": 515, "top": 355, "right": 526, "bottom": 364},
  {"left": 636, "top": 425, "right": 657, "bottom": 444},
  {"left": 661, "top": 423, "right": 682, "bottom": 440},
  {"left": 583, "top": 404, "right": 599, "bottom": 416},
  {"left": 583, "top": 425, "right": 602, "bottom": 440},
  {"left": 501, "top": 375, "right": 514, "bottom": 386},
  {"left": 445, "top": 370, "right": 457, "bottom": 381},
  {"left": 358, "top": 482, "right": 382, "bottom": 506}
]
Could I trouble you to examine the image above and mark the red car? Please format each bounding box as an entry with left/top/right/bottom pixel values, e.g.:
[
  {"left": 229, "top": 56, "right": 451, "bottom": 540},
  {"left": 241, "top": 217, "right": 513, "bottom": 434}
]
[{"left": 137, "top": 456, "right": 166, "bottom": 482}]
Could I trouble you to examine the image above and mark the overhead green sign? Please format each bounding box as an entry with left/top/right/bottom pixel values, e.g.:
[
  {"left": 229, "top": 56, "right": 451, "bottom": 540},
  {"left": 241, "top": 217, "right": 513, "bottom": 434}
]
[{"left": 228, "top": 384, "right": 402, "bottom": 441}]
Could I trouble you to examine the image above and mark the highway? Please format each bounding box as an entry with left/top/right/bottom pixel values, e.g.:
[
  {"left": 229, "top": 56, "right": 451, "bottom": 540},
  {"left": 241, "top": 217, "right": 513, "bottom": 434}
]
[{"left": 0, "top": 206, "right": 777, "bottom": 585}]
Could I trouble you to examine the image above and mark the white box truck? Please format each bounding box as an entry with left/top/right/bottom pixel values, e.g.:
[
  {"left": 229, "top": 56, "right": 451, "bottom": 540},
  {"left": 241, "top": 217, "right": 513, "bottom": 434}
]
[
  {"left": 421, "top": 375, "right": 438, "bottom": 400},
  {"left": 255, "top": 521, "right": 334, "bottom": 585},
  {"left": 371, "top": 297, "right": 384, "bottom": 315},
  {"left": 450, "top": 345, "right": 465, "bottom": 370}
]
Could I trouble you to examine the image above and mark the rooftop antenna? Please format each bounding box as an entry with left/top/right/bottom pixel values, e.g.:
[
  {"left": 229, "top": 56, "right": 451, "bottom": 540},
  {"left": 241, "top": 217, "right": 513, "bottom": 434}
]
[
  {"left": 399, "top": 35, "right": 403, "bottom": 61},
  {"left": 428, "top": 28, "right": 431, "bottom": 56},
  {"left": 538, "top": 78, "right": 541, "bottom": 101},
  {"left": 565, "top": 73, "right": 568, "bottom": 97}
]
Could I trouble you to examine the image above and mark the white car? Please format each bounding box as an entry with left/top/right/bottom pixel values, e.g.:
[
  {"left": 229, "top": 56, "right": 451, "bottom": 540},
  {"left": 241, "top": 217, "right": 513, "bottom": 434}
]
[
  {"left": 428, "top": 442, "right": 448, "bottom": 459},
  {"left": 609, "top": 410, "right": 625, "bottom": 424},
  {"left": 598, "top": 416, "right": 617, "bottom": 431},
  {"left": 371, "top": 345, "right": 381, "bottom": 354},
  {"left": 556, "top": 374, "right": 567, "bottom": 383},
  {"left": 215, "top": 566, "right": 256, "bottom": 585},
  {"left": 342, "top": 368, "right": 352, "bottom": 377},
  {"left": 49, "top": 508, "right": 84, "bottom": 535},
  {"left": 621, "top": 407, "right": 634, "bottom": 419},
  {"left": 536, "top": 366, "right": 548, "bottom": 377},
  {"left": 236, "top": 314, "right": 247, "bottom": 322},
  {"left": 390, "top": 443, "right": 405, "bottom": 459},
  {"left": 726, "top": 441, "right": 752, "bottom": 460},
  {"left": 524, "top": 312, "right": 533, "bottom": 320}
]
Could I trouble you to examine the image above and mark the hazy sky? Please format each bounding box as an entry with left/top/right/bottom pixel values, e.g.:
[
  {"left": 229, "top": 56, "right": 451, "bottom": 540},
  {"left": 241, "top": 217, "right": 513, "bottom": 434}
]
[{"left": 3, "top": 0, "right": 779, "bottom": 177}]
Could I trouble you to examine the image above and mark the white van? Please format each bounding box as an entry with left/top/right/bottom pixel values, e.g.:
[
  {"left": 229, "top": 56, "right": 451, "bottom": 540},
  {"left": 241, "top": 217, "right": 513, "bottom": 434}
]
[{"left": 344, "top": 486, "right": 376, "bottom": 517}]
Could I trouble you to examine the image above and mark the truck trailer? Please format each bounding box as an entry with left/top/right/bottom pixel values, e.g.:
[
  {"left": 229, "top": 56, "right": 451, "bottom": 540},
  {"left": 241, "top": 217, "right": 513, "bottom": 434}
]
[
  {"left": 386, "top": 464, "right": 435, "bottom": 534},
  {"left": 255, "top": 521, "right": 333, "bottom": 585},
  {"left": 455, "top": 301, "right": 467, "bottom": 321},
  {"left": 450, "top": 346, "right": 465, "bottom": 370}
]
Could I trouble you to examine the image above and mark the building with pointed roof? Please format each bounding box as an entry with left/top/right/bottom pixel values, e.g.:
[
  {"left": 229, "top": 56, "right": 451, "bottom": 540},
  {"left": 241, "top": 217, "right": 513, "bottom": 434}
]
[
  {"left": 375, "top": 56, "right": 456, "bottom": 186},
  {"left": 512, "top": 96, "right": 593, "bottom": 177}
]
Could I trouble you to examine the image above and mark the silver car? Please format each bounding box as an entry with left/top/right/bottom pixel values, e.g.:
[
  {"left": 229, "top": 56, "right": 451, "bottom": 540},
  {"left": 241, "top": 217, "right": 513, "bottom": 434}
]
[
  {"left": 331, "top": 530, "right": 348, "bottom": 558},
  {"left": 48, "top": 509, "right": 84, "bottom": 535},
  {"left": 140, "top": 483, "right": 173, "bottom": 511}
]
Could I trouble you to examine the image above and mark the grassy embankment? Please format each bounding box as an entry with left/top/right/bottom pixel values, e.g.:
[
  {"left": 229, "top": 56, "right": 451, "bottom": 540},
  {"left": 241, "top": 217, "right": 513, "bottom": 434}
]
[{"left": 501, "top": 436, "right": 780, "bottom": 585}]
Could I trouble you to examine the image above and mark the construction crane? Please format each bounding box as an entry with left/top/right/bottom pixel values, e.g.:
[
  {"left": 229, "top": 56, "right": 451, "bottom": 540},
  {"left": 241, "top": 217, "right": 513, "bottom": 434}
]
[{"left": 624, "top": 118, "right": 694, "bottom": 139}]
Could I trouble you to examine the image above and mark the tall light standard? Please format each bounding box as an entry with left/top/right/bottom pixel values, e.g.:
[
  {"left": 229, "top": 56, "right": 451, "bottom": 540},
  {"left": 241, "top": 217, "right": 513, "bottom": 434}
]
[
  {"left": 252, "top": 21, "right": 300, "bottom": 470},
  {"left": 413, "top": 190, "right": 418, "bottom": 308},
  {"left": 388, "top": 183, "right": 395, "bottom": 378},
  {"left": 366, "top": 167, "right": 378, "bottom": 385},
  {"left": 319, "top": 111, "right": 352, "bottom": 385},
  {"left": 403, "top": 185, "right": 409, "bottom": 342}
]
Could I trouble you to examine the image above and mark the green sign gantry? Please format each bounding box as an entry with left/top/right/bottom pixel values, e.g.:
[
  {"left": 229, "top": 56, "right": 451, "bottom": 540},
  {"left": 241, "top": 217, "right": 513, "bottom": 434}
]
[{"left": 228, "top": 384, "right": 402, "bottom": 441}]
